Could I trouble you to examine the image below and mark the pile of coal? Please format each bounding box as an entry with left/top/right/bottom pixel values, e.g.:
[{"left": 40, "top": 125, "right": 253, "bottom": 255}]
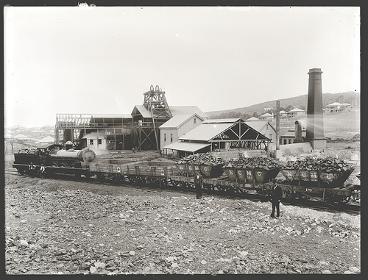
[
  {"left": 17, "top": 148, "right": 40, "bottom": 154},
  {"left": 224, "top": 157, "right": 281, "bottom": 171},
  {"left": 284, "top": 157, "right": 352, "bottom": 172},
  {"left": 177, "top": 153, "right": 224, "bottom": 166}
]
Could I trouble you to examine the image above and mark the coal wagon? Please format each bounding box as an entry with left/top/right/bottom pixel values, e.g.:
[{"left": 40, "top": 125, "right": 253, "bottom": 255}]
[{"left": 274, "top": 157, "right": 357, "bottom": 203}]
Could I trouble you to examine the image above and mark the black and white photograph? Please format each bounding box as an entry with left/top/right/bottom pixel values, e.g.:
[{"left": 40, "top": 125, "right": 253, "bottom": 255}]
[{"left": 4, "top": 4, "right": 361, "bottom": 275}]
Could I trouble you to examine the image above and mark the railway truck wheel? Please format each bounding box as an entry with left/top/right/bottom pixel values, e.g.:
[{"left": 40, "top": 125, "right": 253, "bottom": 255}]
[
  {"left": 284, "top": 192, "right": 296, "bottom": 202},
  {"left": 341, "top": 195, "right": 351, "bottom": 204},
  {"left": 350, "top": 190, "right": 360, "bottom": 203},
  {"left": 16, "top": 168, "right": 25, "bottom": 175},
  {"left": 112, "top": 174, "right": 121, "bottom": 184},
  {"left": 207, "top": 185, "right": 215, "bottom": 194},
  {"left": 96, "top": 173, "right": 105, "bottom": 181}
]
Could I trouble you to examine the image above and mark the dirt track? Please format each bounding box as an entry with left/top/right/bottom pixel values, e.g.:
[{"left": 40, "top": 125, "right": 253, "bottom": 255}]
[{"left": 5, "top": 174, "right": 360, "bottom": 274}]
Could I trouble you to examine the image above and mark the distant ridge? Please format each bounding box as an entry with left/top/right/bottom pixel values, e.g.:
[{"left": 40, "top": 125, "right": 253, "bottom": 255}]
[{"left": 206, "top": 91, "right": 360, "bottom": 118}]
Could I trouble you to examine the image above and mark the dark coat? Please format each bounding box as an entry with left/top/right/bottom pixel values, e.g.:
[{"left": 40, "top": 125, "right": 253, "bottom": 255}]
[{"left": 271, "top": 184, "right": 283, "bottom": 201}]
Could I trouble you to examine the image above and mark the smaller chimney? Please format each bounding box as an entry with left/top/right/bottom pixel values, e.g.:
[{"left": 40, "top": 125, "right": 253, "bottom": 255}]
[{"left": 294, "top": 121, "right": 303, "bottom": 143}]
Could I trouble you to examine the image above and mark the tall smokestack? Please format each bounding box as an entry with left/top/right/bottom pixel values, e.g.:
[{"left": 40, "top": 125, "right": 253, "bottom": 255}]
[
  {"left": 276, "top": 100, "right": 280, "bottom": 150},
  {"left": 306, "top": 68, "right": 326, "bottom": 150}
]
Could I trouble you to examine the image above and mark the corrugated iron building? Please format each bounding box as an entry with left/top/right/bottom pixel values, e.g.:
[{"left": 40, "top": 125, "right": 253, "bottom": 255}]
[
  {"left": 159, "top": 113, "right": 205, "bottom": 156},
  {"left": 163, "top": 118, "right": 271, "bottom": 157}
]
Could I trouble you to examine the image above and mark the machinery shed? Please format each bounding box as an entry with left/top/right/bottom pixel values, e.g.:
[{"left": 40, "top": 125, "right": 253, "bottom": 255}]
[{"left": 163, "top": 118, "right": 271, "bottom": 157}]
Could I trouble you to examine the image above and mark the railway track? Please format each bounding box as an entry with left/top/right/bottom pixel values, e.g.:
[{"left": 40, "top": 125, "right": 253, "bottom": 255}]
[{"left": 5, "top": 169, "right": 360, "bottom": 215}]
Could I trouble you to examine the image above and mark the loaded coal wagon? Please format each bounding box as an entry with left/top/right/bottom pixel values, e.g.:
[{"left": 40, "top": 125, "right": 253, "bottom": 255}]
[{"left": 268, "top": 157, "right": 357, "bottom": 204}]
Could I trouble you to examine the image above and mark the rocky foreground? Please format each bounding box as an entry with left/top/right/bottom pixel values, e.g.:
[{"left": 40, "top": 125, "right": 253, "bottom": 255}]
[{"left": 5, "top": 174, "right": 360, "bottom": 274}]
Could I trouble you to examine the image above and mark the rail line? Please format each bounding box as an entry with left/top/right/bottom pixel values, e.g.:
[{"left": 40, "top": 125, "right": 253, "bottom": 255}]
[{"left": 5, "top": 169, "right": 360, "bottom": 215}]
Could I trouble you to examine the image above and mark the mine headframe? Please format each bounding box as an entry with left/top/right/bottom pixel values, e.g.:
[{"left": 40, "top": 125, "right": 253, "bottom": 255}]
[
  {"left": 143, "top": 85, "right": 172, "bottom": 120},
  {"left": 134, "top": 85, "right": 172, "bottom": 151}
]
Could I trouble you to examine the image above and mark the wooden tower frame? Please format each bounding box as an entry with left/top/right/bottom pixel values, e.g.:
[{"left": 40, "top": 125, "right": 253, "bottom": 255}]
[{"left": 133, "top": 85, "right": 172, "bottom": 151}]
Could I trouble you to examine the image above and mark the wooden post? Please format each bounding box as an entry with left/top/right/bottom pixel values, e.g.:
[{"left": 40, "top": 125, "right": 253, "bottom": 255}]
[
  {"left": 122, "top": 118, "right": 124, "bottom": 150},
  {"left": 276, "top": 100, "right": 280, "bottom": 150},
  {"left": 138, "top": 127, "right": 141, "bottom": 150},
  {"left": 123, "top": 133, "right": 125, "bottom": 150},
  {"left": 238, "top": 120, "right": 241, "bottom": 150}
]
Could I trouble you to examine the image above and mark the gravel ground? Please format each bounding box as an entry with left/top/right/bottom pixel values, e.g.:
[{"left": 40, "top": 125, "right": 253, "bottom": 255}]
[{"left": 5, "top": 174, "right": 360, "bottom": 274}]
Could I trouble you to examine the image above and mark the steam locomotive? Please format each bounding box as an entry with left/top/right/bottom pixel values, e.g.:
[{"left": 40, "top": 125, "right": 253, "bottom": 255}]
[{"left": 13, "top": 144, "right": 96, "bottom": 177}]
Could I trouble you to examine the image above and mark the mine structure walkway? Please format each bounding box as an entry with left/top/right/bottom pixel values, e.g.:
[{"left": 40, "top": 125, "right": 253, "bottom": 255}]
[{"left": 55, "top": 114, "right": 133, "bottom": 144}]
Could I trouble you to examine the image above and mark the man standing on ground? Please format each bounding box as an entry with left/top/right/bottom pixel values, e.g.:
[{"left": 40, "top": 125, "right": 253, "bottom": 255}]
[
  {"left": 194, "top": 173, "right": 203, "bottom": 199},
  {"left": 271, "top": 181, "right": 283, "bottom": 218}
]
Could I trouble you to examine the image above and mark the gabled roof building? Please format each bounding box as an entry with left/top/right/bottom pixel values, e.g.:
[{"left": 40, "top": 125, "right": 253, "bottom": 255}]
[
  {"left": 259, "top": 112, "right": 273, "bottom": 120},
  {"left": 287, "top": 107, "right": 305, "bottom": 118},
  {"left": 324, "top": 102, "right": 352, "bottom": 113},
  {"left": 245, "top": 120, "right": 277, "bottom": 145},
  {"left": 159, "top": 113, "right": 204, "bottom": 155},
  {"left": 246, "top": 116, "right": 260, "bottom": 121},
  {"left": 163, "top": 118, "right": 271, "bottom": 157}
]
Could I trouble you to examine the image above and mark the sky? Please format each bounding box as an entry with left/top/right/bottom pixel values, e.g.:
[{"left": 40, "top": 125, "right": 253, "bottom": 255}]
[{"left": 4, "top": 6, "right": 360, "bottom": 128}]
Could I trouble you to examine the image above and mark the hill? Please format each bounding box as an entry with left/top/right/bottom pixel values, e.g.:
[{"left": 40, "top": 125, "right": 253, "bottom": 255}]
[
  {"left": 5, "top": 125, "right": 55, "bottom": 140},
  {"left": 281, "top": 109, "right": 360, "bottom": 140},
  {"left": 206, "top": 91, "right": 360, "bottom": 118}
]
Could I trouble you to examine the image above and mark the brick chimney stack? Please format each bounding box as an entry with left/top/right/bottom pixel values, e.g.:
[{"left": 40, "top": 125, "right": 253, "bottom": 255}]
[{"left": 306, "top": 68, "right": 326, "bottom": 150}]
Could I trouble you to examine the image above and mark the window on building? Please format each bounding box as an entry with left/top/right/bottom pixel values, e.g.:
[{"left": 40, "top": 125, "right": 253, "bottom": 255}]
[
  {"left": 98, "top": 139, "right": 102, "bottom": 145},
  {"left": 270, "top": 134, "right": 273, "bottom": 140},
  {"left": 170, "top": 134, "right": 173, "bottom": 143},
  {"left": 164, "top": 133, "right": 166, "bottom": 142},
  {"left": 194, "top": 118, "right": 196, "bottom": 124},
  {"left": 90, "top": 139, "right": 94, "bottom": 145}
]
